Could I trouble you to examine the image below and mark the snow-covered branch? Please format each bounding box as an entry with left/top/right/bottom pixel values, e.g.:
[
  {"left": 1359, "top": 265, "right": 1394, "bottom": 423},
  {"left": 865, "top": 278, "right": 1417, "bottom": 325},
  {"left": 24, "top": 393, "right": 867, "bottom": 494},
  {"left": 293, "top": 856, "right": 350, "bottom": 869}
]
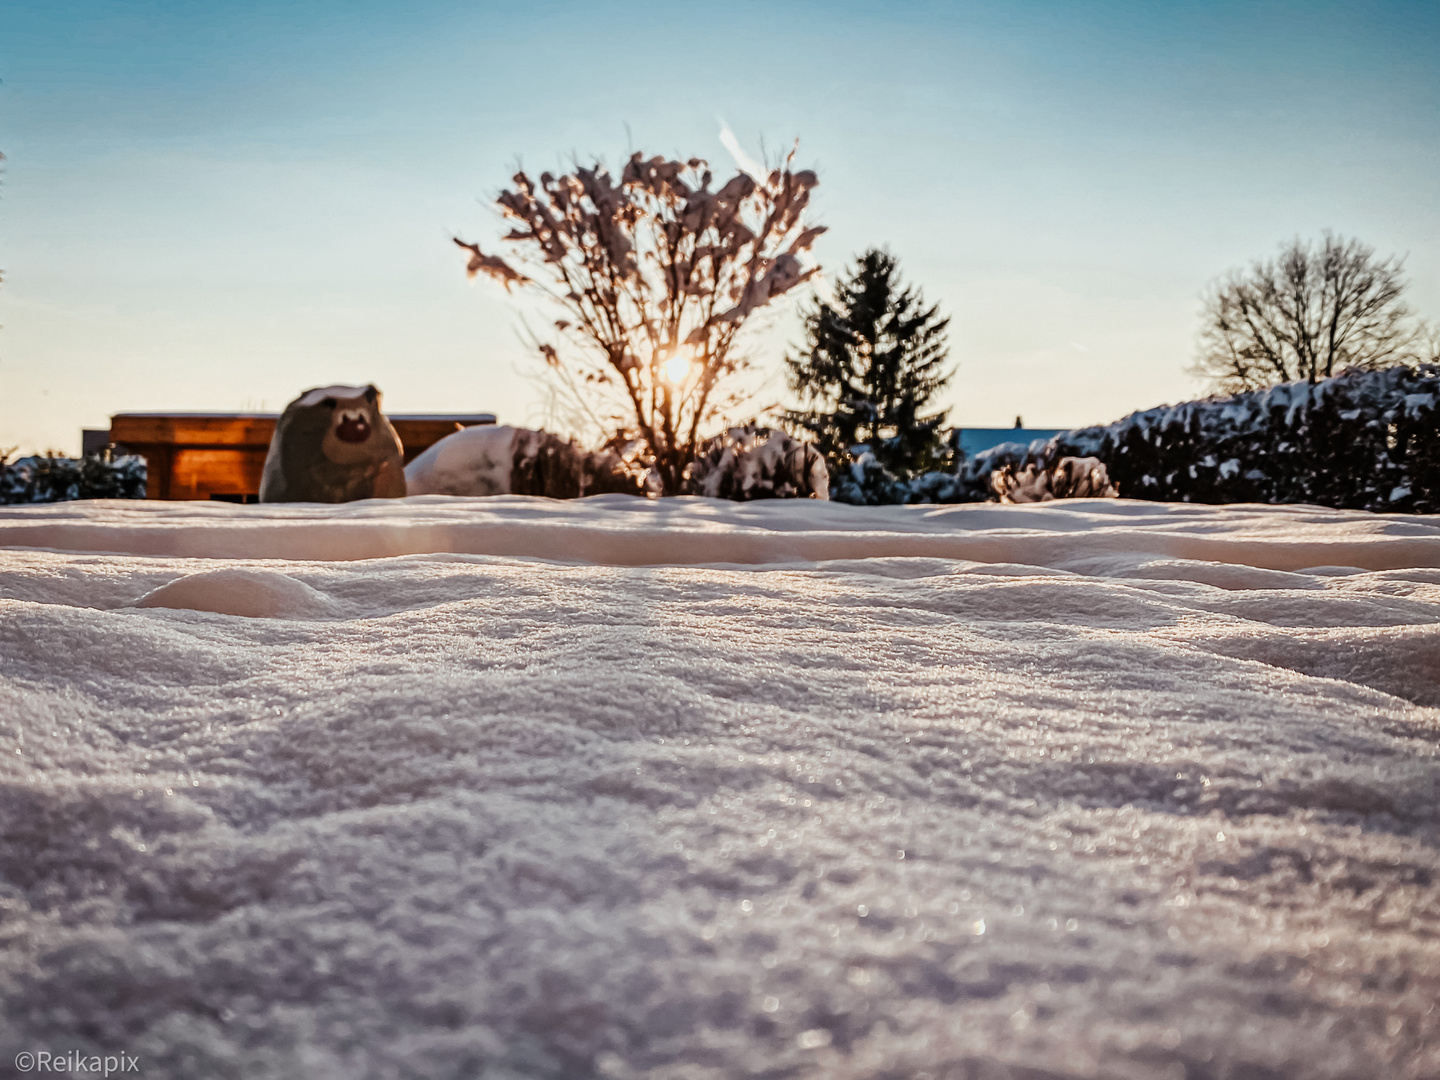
[{"left": 455, "top": 148, "right": 824, "bottom": 494}]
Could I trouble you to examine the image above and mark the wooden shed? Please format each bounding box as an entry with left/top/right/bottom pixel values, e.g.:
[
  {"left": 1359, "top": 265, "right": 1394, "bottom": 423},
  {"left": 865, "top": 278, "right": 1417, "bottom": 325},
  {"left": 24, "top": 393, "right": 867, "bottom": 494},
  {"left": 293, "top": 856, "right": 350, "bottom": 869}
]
[{"left": 109, "top": 412, "right": 497, "bottom": 501}]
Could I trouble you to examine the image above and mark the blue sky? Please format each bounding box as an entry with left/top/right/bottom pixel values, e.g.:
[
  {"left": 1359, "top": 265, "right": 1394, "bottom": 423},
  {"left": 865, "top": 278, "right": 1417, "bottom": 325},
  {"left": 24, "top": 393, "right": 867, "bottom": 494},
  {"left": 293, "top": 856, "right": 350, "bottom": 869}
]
[{"left": 2, "top": 0, "right": 1437, "bottom": 453}]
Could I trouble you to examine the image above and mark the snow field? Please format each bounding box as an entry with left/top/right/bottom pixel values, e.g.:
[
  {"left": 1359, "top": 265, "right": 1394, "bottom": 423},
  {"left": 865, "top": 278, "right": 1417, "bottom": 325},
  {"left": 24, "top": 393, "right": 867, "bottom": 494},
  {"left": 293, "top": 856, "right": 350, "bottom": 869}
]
[
  {"left": 1, "top": 496, "right": 1438, "bottom": 1079},
  {"left": 3, "top": 494, "right": 1440, "bottom": 571}
]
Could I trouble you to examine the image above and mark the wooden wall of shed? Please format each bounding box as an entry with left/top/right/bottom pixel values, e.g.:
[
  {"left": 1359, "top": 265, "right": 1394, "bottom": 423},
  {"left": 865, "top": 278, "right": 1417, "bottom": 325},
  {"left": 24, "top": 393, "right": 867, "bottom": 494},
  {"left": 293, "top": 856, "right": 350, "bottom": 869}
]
[{"left": 110, "top": 415, "right": 484, "bottom": 500}]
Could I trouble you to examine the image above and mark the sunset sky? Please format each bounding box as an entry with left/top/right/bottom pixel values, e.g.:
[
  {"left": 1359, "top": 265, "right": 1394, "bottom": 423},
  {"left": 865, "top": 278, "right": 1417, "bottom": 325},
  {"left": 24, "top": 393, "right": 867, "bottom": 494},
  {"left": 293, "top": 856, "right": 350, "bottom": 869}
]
[{"left": 1, "top": 0, "right": 1437, "bottom": 454}]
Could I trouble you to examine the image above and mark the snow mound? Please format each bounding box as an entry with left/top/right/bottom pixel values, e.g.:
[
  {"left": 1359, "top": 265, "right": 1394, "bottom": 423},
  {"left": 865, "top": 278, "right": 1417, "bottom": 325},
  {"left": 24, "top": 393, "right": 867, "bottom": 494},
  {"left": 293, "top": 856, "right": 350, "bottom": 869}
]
[
  {"left": 404, "top": 424, "right": 516, "bottom": 496},
  {"left": 134, "top": 568, "right": 336, "bottom": 619},
  {"left": 1184, "top": 623, "right": 1440, "bottom": 708},
  {"left": 2, "top": 498, "right": 1439, "bottom": 1079}
]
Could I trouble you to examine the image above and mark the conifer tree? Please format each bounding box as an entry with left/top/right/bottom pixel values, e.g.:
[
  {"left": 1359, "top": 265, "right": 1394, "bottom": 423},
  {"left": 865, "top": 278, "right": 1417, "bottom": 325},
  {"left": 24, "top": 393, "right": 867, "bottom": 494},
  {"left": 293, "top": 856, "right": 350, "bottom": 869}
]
[{"left": 784, "top": 249, "right": 954, "bottom": 484}]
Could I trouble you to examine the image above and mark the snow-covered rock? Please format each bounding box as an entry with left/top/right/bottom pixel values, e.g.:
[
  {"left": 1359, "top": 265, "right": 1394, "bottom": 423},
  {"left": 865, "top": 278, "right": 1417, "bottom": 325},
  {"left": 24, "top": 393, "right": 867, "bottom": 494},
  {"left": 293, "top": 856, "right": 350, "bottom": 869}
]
[
  {"left": 403, "top": 424, "right": 518, "bottom": 496},
  {"left": 1, "top": 496, "right": 1439, "bottom": 1079}
]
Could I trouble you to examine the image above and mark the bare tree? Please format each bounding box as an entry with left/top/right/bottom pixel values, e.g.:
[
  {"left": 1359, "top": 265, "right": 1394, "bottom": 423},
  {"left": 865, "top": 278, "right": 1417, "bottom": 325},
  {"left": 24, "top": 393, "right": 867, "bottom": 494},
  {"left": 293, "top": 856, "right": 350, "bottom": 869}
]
[
  {"left": 1421, "top": 322, "right": 1440, "bottom": 366},
  {"left": 1194, "top": 233, "right": 1424, "bottom": 392},
  {"left": 454, "top": 149, "right": 825, "bottom": 495}
]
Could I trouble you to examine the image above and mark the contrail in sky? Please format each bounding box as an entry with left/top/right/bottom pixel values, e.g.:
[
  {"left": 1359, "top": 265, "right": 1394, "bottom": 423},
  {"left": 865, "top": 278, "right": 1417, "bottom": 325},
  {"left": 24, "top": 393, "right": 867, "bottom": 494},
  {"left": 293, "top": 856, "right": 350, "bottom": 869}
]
[{"left": 717, "top": 119, "right": 764, "bottom": 180}]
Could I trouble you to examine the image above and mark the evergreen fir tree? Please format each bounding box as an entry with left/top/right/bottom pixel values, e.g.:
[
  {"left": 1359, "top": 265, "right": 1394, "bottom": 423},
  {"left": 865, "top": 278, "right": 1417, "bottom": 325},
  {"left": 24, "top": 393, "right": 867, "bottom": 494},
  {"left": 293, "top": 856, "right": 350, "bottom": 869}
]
[{"left": 784, "top": 249, "right": 954, "bottom": 485}]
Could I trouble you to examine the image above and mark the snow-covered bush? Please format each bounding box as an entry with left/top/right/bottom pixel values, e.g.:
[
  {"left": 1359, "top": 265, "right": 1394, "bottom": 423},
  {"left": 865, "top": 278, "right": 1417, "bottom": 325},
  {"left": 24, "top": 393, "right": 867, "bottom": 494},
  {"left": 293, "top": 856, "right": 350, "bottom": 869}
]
[
  {"left": 825, "top": 446, "right": 1000, "bottom": 505},
  {"left": 455, "top": 150, "right": 825, "bottom": 495},
  {"left": 826, "top": 451, "right": 907, "bottom": 505},
  {"left": 829, "top": 364, "right": 1439, "bottom": 512},
  {"left": 405, "top": 426, "right": 649, "bottom": 498},
  {"left": 684, "top": 425, "right": 828, "bottom": 500},
  {"left": 899, "top": 467, "right": 982, "bottom": 504},
  {"left": 826, "top": 435, "right": 1071, "bottom": 506},
  {"left": 1046, "top": 363, "right": 1440, "bottom": 512},
  {"left": 0, "top": 451, "right": 147, "bottom": 504},
  {"left": 511, "top": 429, "right": 651, "bottom": 498},
  {"left": 407, "top": 424, "right": 830, "bottom": 501},
  {"left": 991, "top": 456, "right": 1118, "bottom": 503}
]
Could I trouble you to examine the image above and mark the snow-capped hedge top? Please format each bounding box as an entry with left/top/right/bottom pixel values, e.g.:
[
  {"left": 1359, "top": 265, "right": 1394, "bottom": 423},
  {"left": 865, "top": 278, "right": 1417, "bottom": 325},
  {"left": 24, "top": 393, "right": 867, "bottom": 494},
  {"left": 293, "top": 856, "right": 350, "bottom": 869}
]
[
  {"left": 0, "top": 452, "right": 147, "bottom": 504},
  {"left": 834, "top": 364, "right": 1440, "bottom": 511},
  {"left": 1031, "top": 364, "right": 1439, "bottom": 512},
  {"left": 1061, "top": 364, "right": 1437, "bottom": 456}
]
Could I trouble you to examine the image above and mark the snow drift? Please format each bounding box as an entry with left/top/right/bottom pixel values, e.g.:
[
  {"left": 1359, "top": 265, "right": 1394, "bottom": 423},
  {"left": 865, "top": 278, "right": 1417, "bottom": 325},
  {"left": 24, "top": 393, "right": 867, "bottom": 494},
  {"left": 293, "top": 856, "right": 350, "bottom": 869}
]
[{"left": 1, "top": 496, "right": 1438, "bottom": 1079}]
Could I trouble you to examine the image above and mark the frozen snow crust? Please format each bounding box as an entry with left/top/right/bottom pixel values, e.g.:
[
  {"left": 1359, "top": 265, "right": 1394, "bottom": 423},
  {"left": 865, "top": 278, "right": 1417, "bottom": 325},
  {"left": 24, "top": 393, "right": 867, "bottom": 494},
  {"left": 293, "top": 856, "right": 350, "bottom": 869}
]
[{"left": 2, "top": 496, "right": 1439, "bottom": 1079}]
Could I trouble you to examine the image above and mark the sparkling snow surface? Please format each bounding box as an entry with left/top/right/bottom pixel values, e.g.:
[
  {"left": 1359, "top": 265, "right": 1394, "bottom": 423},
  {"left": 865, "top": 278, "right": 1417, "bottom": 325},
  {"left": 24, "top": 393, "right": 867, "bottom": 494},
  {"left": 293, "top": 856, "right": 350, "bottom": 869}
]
[{"left": 2, "top": 496, "right": 1438, "bottom": 1079}]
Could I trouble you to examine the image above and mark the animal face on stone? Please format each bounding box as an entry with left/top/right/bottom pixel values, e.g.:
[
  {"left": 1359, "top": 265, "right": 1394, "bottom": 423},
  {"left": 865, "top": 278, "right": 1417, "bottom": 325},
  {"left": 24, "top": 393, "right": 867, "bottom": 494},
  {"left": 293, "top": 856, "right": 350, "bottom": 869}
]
[
  {"left": 316, "top": 387, "right": 389, "bottom": 466},
  {"left": 259, "top": 384, "right": 407, "bottom": 503},
  {"left": 334, "top": 403, "right": 372, "bottom": 443}
]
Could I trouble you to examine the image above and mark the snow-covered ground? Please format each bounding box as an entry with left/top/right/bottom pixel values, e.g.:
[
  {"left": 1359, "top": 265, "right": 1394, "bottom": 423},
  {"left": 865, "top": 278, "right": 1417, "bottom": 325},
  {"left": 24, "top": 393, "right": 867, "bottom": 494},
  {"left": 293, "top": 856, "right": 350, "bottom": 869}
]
[{"left": 2, "top": 495, "right": 1438, "bottom": 1079}]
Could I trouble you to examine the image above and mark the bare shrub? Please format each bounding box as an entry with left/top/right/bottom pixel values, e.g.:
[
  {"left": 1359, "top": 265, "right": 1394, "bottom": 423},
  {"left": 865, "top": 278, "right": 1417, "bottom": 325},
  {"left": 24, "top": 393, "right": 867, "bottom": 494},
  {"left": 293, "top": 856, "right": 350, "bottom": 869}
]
[
  {"left": 455, "top": 150, "right": 825, "bottom": 494},
  {"left": 991, "top": 457, "right": 1118, "bottom": 503}
]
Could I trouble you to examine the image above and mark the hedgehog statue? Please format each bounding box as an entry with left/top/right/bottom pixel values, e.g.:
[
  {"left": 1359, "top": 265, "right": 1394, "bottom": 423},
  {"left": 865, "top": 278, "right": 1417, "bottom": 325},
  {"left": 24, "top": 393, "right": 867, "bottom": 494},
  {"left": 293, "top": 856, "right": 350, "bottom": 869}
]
[{"left": 259, "top": 385, "right": 407, "bottom": 503}]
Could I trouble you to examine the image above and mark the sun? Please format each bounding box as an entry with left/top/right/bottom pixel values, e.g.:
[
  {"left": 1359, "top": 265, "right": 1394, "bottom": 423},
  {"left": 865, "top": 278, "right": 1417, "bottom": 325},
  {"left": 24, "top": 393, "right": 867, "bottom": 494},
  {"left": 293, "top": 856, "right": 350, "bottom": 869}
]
[{"left": 661, "top": 350, "right": 693, "bottom": 384}]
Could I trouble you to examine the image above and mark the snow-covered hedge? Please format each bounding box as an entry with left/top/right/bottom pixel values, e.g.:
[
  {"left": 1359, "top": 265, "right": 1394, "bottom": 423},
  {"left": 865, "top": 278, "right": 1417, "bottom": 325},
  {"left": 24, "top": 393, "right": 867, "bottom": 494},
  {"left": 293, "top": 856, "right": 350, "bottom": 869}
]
[
  {"left": 1045, "top": 364, "right": 1440, "bottom": 512},
  {"left": 830, "top": 365, "right": 1440, "bottom": 512},
  {"left": 0, "top": 452, "right": 147, "bottom": 504}
]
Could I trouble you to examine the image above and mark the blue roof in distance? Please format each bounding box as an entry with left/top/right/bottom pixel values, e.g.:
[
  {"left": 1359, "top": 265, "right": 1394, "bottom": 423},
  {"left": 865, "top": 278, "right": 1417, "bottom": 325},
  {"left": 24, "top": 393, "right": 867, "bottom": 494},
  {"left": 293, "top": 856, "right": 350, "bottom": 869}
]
[{"left": 957, "top": 428, "right": 1063, "bottom": 458}]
